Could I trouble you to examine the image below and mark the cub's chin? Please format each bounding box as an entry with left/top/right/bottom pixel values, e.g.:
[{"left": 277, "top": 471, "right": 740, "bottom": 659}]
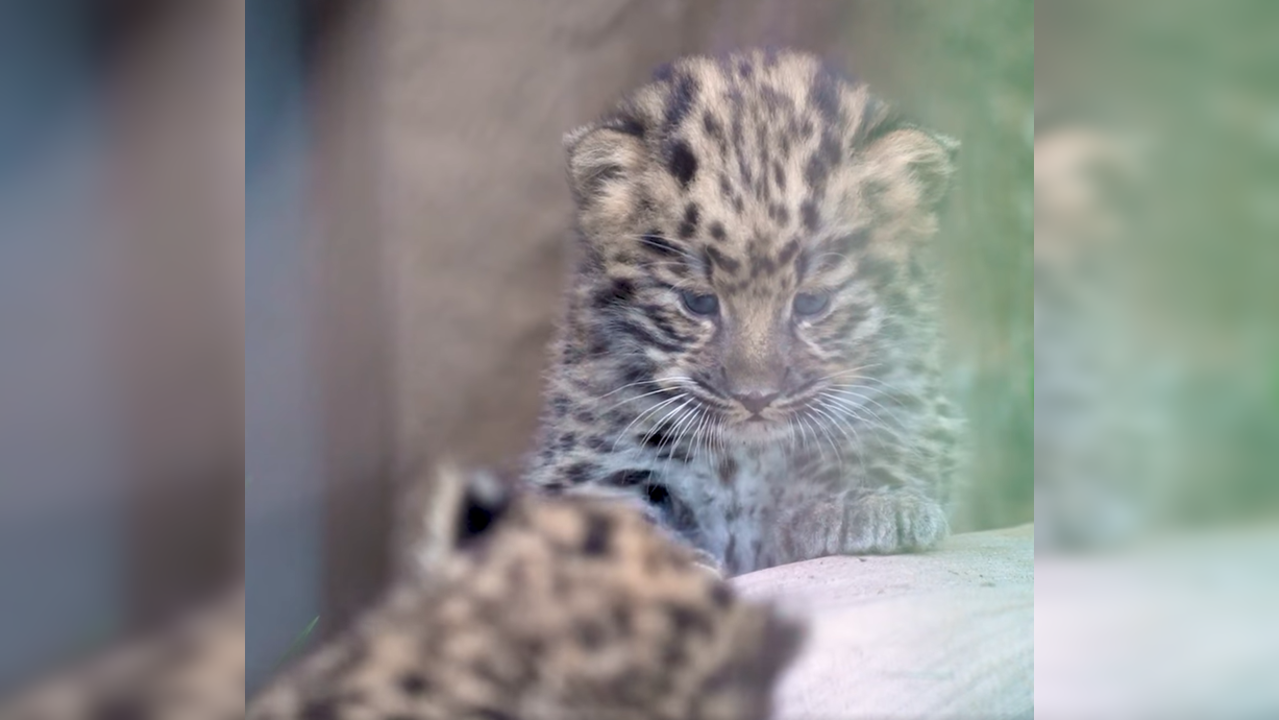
[{"left": 724, "top": 416, "right": 794, "bottom": 446}]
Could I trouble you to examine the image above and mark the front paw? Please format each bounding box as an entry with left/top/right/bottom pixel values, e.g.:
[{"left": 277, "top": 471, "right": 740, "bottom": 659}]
[{"left": 842, "top": 490, "right": 949, "bottom": 554}]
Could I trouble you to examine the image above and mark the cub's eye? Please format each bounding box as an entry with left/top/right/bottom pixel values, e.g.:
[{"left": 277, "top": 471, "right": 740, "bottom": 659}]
[
  {"left": 793, "top": 291, "right": 831, "bottom": 317},
  {"left": 679, "top": 290, "right": 719, "bottom": 316}
]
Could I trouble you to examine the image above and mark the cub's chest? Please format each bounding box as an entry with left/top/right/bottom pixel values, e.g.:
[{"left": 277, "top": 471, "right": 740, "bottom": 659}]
[
  {"left": 669, "top": 447, "right": 821, "bottom": 531},
  {"left": 670, "top": 445, "right": 830, "bottom": 506}
]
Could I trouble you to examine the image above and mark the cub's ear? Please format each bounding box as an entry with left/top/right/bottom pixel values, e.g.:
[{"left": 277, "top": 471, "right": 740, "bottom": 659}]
[
  {"left": 396, "top": 459, "right": 514, "bottom": 581},
  {"left": 449, "top": 466, "right": 512, "bottom": 547},
  {"left": 564, "top": 116, "right": 649, "bottom": 219},
  {"left": 861, "top": 127, "right": 960, "bottom": 218}
]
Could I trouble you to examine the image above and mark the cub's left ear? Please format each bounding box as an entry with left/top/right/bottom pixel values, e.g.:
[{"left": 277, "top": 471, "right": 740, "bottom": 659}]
[
  {"left": 563, "top": 119, "right": 648, "bottom": 209},
  {"left": 450, "top": 467, "right": 512, "bottom": 547},
  {"left": 398, "top": 460, "right": 514, "bottom": 581},
  {"left": 861, "top": 128, "right": 960, "bottom": 214}
]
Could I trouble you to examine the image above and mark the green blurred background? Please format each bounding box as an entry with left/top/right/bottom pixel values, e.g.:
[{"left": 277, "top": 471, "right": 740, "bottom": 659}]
[{"left": 1038, "top": 0, "right": 1279, "bottom": 534}]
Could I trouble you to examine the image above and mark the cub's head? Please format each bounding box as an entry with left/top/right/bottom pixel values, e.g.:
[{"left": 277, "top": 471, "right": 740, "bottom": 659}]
[{"left": 564, "top": 48, "right": 958, "bottom": 443}]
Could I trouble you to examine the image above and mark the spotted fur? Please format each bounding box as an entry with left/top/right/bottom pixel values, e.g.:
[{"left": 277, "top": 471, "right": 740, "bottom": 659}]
[
  {"left": 246, "top": 465, "right": 803, "bottom": 720},
  {"left": 529, "top": 48, "right": 964, "bottom": 574}
]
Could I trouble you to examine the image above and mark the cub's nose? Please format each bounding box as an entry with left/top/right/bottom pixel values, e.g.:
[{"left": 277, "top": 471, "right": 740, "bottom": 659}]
[{"left": 734, "top": 391, "right": 779, "bottom": 416}]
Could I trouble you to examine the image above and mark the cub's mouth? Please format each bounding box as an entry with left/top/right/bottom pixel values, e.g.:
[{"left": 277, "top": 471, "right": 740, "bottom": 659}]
[
  {"left": 723, "top": 413, "right": 795, "bottom": 445},
  {"left": 666, "top": 375, "right": 833, "bottom": 446}
]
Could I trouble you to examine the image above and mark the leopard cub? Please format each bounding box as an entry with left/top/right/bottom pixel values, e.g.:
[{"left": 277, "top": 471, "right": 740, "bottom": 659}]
[
  {"left": 246, "top": 464, "right": 803, "bottom": 720},
  {"left": 1, "top": 465, "right": 799, "bottom": 720},
  {"left": 528, "top": 48, "right": 965, "bottom": 574}
]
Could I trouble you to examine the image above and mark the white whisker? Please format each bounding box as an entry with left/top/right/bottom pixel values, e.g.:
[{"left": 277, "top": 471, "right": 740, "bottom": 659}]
[
  {"left": 692, "top": 406, "right": 712, "bottom": 469},
  {"left": 826, "top": 387, "right": 905, "bottom": 429},
  {"left": 820, "top": 390, "right": 898, "bottom": 435},
  {"left": 805, "top": 403, "right": 844, "bottom": 467},
  {"left": 663, "top": 403, "right": 701, "bottom": 456},
  {"left": 598, "top": 376, "right": 689, "bottom": 400},
  {"left": 797, "top": 412, "right": 819, "bottom": 458},
  {"left": 828, "top": 374, "right": 916, "bottom": 397},
  {"left": 639, "top": 396, "right": 696, "bottom": 450},
  {"left": 820, "top": 393, "right": 927, "bottom": 465},
  {"left": 612, "top": 393, "right": 684, "bottom": 453},
  {"left": 813, "top": 397, "right": 870, "bottom": 478},
  {"left": 808, "top": 403, "right": 844, "bottom": 450},
  {"left": 601, "top": 385, "right": 680, "bottom": 415}
]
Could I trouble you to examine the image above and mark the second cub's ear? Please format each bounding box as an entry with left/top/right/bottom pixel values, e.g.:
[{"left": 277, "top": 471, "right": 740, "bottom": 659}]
[
  {"left": 399, "top": 460, "right": 515, "bottom": 581},
  {"left": 450, "top": 466, "right": 512, "bottom": 547},
  {"left": 564, "top": 118, "right": 649, "bottom": 213}
]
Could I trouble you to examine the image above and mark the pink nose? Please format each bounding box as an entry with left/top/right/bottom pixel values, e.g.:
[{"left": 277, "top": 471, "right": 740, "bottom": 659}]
[{"left": 734, "top": 391, "right": 779, "bottom": 415}]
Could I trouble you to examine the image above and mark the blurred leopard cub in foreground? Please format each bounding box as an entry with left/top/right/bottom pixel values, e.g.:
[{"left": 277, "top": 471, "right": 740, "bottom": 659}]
[
  {"left": 247, "top": 465, "right": 803, "bottom": 720},
  {"left": 2, "top": 466, "right": 799, "bottom": 720},
  {"left": 528, "top": 48, "right": 964, "bottom": 574}
]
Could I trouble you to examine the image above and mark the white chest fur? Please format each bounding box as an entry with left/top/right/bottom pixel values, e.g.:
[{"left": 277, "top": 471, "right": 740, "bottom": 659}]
[{"left": 664, "top": 444, "right": 836, "bottom": 574}]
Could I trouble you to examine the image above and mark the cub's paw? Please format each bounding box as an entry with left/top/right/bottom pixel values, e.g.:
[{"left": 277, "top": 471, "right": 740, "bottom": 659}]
[{"left": 841, "top": 490, "right": 949, "bottom": 554}]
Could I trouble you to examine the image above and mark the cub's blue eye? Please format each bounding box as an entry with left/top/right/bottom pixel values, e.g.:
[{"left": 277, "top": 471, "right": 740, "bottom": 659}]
[
  {"left": 793, "top": 291, "right": 831, "bottom": 317},
  {"left": 680, "top": 290, "right": 719, "bottom": 316}
]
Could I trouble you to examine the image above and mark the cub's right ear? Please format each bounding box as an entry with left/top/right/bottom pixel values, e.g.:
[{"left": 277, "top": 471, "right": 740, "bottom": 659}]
[{"left": 564, "top": 117, "right": 649, "bottom": 218}]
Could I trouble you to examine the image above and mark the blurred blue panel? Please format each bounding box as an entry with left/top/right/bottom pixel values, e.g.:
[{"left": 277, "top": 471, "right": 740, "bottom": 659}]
[
  {"left": 245, "top": 0, "right": 324, "bottom": 694},
  {"left": 0, "top": 0, "right": 124, "bottom": 692},
  {"left": 0, "top": 0, "right": 98, "bottom": 186}
]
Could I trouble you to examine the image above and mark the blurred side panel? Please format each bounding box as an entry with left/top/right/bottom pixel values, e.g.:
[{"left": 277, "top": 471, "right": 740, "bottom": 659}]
[
  {"left": 0, "top": 0, "right": 244, "bottom": 698},
  {"left": 106, "top": 0, "right": 244, "bottom": 631},
  {"left": 0, "top": 0, "right": 126, "bottom": 693},
  {"left": 245, "top": 0, "right": 325, "bottom": 694},
  {"left": 1036, "top": 1, "right": 1279, "bottom": 717},
  {"left": 305, "top": 0, "right": 394, "bottom": 643},
  {"left": 1036, "top": 0, "right": 1279, "bottom": 545},
  {"left": 246, "top": 0, "right": 396, "bottom": 693}
]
